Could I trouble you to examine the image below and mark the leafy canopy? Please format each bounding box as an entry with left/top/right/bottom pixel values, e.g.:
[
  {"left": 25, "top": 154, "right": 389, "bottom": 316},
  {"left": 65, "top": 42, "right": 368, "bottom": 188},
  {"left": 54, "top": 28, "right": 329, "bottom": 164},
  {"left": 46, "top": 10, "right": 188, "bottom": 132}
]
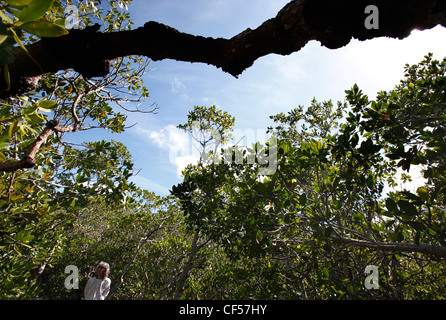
[{"left": 172, "top": 54, "right": 446, "bottom": 299}]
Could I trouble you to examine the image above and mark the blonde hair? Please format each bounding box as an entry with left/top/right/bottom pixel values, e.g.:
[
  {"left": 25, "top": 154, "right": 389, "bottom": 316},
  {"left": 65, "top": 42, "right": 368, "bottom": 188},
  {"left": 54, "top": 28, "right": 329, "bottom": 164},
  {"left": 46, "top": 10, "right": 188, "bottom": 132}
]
[{"left": 95, "top": 261, "right": 110, "bottom": 279}]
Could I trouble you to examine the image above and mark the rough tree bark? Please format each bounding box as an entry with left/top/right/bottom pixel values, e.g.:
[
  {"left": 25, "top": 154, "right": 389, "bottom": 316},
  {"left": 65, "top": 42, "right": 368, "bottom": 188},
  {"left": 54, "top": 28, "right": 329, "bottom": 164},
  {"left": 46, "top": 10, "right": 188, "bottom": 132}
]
[{"left": 1, "top": 0, "right": 445, "bottom": 98}]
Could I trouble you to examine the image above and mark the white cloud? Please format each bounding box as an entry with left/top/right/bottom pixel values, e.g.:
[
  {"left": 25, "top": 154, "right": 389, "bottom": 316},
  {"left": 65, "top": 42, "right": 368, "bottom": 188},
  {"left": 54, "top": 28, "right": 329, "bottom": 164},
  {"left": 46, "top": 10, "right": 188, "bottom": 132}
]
[
  {"left": 171, "top": 76, "right": 192, "bottom": 101},
  {"left": 135, "top": 125, "right": 200, "bottom": 178},
  {"left": 171, "top": 76, "right": 186, "bottom": 93}
]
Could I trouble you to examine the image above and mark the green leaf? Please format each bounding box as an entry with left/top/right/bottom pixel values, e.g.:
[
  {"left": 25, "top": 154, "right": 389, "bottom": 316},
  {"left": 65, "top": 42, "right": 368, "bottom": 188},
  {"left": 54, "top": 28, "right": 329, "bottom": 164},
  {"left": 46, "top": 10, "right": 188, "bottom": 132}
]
[
  {"left": 16, "top": 230, "right": 34, "bottom": 243},
  {"left": 273, "top": 183, "right": 282, "bottom": 192},
  {"left": 22, "top": 234, "right": 34, "bottom": 243},
  {"left": 19, "top": 21, "right": 68, "bottom": 37},
  {"left": 0, "top": 10, "right": 14, "bottom": 24},
  {"left": 256, "top": 230, "right": 263, "bottom": 243},
  {"left": 0, "top": 33, "right": 7, "bottom": 45},
  {"left": 25, "top": 112, "right": 45, "bottom": 125},
  {"left": 385, "top": 198, "right": 398, "bottom": 214},
  {"left": 397, "top": 200, "right": 418, "bottom": 216},
  {"left": 8, "top": 120, "right": 18, "bottom": 138},
  {"left": 279, "top": 140, "right": 291, "bottom": 154},
  {"left": 37, "top": 99, "right": 56, "bottom": 112},
  {"left": 18, "top": 0, "right": 53, "bottom": 23},
  {"left": 0, "top": 141, "right": 10, "bottom": 149},
  {"left": 416, "top": 187, "right": 429, "bottom": 202},
  {"left": 76, "top": 174, "right": 88, "bottom": 184}
]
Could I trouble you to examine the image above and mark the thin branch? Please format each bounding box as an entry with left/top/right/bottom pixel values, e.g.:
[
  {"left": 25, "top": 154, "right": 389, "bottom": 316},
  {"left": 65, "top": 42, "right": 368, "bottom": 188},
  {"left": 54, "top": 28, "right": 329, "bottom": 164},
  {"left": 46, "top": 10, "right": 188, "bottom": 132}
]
[
  {"left": 106, "top": 219, "right": 167, "bottom": 299},
  {"left": 330, "top": 234, "right": 446, "bottom": 258},
  {"left": 7, "top": 171, "right": 15, "bottom": 201}
]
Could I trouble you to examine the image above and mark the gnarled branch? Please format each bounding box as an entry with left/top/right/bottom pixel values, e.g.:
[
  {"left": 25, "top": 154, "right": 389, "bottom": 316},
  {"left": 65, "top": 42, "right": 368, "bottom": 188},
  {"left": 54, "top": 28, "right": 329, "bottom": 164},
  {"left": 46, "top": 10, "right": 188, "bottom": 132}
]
[
  {"left": 0, "top": 0, "right": 445, "bottom": 98},
  {"left": 0, "top": 120, "right": 75, "bottom": 172}
]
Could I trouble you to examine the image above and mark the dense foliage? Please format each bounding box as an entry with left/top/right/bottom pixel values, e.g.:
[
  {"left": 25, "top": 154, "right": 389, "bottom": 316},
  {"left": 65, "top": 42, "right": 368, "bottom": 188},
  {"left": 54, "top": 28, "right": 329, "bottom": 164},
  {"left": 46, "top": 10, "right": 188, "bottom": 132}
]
[
  {"left": 172, "top": 54, "right": 446, "bottom": 299},
  {"left": 0, "top": 0, "right": 445, "bottom": 299},
  {"left": 0, "top": 0, "right": 149, "bottom": 298}
]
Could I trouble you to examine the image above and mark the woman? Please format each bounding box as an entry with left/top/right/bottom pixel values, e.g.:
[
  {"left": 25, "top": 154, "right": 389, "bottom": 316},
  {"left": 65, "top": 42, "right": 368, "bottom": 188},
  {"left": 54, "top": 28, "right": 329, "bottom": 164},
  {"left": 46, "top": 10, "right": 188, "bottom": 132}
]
[{"left": 84, "top": 261, "right": 111, "bottom": 300}]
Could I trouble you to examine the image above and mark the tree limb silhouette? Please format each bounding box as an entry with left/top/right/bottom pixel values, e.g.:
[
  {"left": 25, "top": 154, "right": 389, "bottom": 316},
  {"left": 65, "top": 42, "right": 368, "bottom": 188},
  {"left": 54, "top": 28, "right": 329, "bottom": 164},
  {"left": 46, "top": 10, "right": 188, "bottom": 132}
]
[{"left": 1, "top": 0, "right": 445, "bottom": 98}]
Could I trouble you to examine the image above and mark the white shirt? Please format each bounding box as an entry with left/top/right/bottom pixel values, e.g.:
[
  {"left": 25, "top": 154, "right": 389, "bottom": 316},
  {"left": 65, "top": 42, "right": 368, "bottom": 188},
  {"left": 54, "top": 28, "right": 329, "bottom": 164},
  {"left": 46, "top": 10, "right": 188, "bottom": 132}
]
[{"left": 84, "top": 277, "right": 111, "bottom": 300}]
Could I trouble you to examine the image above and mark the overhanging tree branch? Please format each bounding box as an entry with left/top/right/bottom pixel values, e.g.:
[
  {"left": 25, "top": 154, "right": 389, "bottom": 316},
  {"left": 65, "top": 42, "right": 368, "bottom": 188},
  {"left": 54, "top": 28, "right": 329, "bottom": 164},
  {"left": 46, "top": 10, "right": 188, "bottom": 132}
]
[
  {"left": 1, "top": 0, "right": 445, "bottom": 98},
  {"left": 330, "top": 235, "right": 446, "bottom": 258},
  {"left": 0, "top": 119, "right": 75, "bottom": 172}
]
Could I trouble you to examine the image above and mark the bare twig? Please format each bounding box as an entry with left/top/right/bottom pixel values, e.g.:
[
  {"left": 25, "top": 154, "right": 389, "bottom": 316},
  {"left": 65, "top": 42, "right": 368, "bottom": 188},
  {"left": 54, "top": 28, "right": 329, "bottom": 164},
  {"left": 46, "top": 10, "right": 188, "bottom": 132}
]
[{"left": 106, "top": 219, "right": 167, "bottom": 299}]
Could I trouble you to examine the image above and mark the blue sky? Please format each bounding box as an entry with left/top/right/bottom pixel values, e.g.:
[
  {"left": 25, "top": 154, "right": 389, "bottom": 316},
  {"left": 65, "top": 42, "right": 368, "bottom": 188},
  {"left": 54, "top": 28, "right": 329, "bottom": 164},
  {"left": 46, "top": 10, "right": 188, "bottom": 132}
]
[{"left": 82, "top": 1, "right": 446, "bottom": 196}]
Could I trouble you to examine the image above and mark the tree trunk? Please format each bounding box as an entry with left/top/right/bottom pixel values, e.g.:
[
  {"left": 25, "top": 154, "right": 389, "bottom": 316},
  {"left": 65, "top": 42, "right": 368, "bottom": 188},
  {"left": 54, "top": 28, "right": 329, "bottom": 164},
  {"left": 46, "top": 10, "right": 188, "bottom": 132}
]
[{"left": 174, "top": 230, "right": 200, "bottom": 300}]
